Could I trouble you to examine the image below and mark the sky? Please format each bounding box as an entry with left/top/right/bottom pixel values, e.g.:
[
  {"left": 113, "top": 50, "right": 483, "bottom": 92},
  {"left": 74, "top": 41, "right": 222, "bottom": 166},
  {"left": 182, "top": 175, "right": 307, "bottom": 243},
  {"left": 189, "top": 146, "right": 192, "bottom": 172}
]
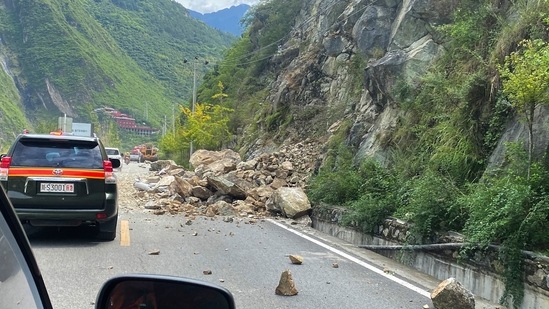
[{"left": 174, "top": 0, "right": 262, "bottom": 14}]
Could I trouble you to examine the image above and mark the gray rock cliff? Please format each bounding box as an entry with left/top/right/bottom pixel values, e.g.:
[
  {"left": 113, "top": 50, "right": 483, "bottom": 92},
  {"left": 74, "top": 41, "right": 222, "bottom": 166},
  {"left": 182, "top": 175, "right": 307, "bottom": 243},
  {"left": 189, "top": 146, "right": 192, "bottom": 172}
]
[{"left": 254, "top": 0, "right": 549, "bottom": 167}]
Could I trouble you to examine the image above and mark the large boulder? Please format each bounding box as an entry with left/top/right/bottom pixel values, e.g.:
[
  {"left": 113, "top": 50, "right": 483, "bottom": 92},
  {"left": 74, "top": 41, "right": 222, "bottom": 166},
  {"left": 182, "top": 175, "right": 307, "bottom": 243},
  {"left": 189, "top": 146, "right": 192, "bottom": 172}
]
[
  {"left": 190, "top": 186, "right": 213, "bottom": 200},
  {"left": 152, "top": 175, "right": 175, "bottom": 192},
  {"left": 171, "top": 176, "right": 193, "bottom": 197},
  {"left": 207, "top": 175, "right": 249, "bottom": 199},
  {"left": 431, "top": 278, "right": 475, "bottom": 309},
  {"left": 149, "top": 160, "right": 178, "bottom": 172},
  {"left": 267, "top": 187, "right": 311, "bottom": 219},
  {"left": 205, "top": 201, "right": 239, "bottom": 217},
  {"left": 190, "top": 149, "right": 241, "bottom": 170}
]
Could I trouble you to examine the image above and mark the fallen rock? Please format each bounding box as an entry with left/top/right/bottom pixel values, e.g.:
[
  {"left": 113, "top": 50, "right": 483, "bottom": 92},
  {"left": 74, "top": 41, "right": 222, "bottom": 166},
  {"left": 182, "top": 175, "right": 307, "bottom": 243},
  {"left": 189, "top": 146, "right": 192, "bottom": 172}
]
[
  {"left": 431, "top": 278, "right": 475, "bottom": 309},
  {"left": 289, "top": 255, "right": 303, "bottom": 265},
  {"left": 207, "top": 175, "right": 248, "bottom": 199},
  {"left": 172, "top": 177, "right": 193, "bottom": 197},
  {"left": 275, "top": 270, "right": 298, "bottom": 296},
  {"left": 144, "top": 200, "right": 161, "bottom": 210},
  {"left": 149, "top": 160, "right": 178, "bottom": 172},
  {"left": 268, "top": 187, "right": 311, "bottom": 219},
  {"left": 190, "top": 149, "right": 241, "bottom": 175},
  {"left": 151, "top": 175, "right": 175, "bottom": 192},
  {"left": 191, "top": 185, "right": 213, "bottom": 200}
]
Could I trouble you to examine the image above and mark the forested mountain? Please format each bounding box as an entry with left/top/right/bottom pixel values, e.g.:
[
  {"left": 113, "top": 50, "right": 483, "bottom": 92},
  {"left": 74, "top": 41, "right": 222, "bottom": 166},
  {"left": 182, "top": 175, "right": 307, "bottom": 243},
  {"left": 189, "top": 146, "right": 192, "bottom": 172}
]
[
  {"left": 188, "top": 4, "right": 249, "bottom": 36},
  {"left": 0, "top": 0, "right": 234, "bottom": 145}
]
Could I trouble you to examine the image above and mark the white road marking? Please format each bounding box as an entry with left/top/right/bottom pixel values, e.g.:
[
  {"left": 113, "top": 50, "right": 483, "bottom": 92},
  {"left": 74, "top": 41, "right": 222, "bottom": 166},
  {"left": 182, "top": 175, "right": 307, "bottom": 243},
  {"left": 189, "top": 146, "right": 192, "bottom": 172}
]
[{"left": 268, "top": 219, "right": 431, "bottom": 298}]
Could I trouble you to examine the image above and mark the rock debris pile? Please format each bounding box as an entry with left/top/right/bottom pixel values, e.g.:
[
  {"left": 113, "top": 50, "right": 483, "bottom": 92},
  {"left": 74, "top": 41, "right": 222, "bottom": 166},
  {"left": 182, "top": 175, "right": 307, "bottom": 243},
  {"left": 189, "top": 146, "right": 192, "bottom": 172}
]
[{"left": 129, "top": 139, "right": 323, "bottom": 222}]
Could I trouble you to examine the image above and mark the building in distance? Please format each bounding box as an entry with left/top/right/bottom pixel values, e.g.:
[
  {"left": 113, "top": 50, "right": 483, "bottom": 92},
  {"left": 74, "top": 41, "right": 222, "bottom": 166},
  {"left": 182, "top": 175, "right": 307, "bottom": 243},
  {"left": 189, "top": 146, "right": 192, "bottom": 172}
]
[{"left": 95, "top": 107, "right": 159, "bottom": 136}]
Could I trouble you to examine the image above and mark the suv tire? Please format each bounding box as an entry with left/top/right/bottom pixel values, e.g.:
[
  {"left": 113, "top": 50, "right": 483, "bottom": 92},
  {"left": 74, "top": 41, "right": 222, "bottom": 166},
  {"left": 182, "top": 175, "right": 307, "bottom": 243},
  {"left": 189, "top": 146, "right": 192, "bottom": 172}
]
[{"left": 97, "top": 217, "right": 117, "bottom": 241}]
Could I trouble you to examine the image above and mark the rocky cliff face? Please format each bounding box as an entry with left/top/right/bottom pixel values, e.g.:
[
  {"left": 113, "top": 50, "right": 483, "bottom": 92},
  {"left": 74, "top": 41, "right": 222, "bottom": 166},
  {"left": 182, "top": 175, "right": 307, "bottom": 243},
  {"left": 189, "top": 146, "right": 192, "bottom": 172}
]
[{"left": 256, "top": 0, "right": 548, "bottom": 166}]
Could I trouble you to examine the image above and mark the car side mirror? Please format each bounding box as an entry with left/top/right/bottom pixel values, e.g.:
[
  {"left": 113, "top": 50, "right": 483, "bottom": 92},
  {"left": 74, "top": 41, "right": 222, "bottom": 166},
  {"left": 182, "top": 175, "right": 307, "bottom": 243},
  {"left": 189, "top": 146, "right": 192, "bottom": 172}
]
[
  {"left": 95, "top": 274, "right": 236, "bottom": 309},
  {"left": 110, "top": 158, "right": 121, "bottom": 168}
]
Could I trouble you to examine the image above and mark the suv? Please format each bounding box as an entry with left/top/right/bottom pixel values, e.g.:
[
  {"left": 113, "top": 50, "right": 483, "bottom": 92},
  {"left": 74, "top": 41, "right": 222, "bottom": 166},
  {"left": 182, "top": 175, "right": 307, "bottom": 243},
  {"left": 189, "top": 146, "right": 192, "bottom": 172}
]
[
  {"left": 105, "top": 147, "right": 123, "bottom": 170},
  {"left": 0, "top": 133, "right": 120, "bottom": 240}
]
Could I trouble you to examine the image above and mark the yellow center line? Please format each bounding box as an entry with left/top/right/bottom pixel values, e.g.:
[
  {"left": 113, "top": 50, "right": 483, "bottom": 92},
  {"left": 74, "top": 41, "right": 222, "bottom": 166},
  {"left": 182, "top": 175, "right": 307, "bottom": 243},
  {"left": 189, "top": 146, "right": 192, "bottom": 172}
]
[{"left": 120, "top": 220, "right": 130, "bottom": 247}]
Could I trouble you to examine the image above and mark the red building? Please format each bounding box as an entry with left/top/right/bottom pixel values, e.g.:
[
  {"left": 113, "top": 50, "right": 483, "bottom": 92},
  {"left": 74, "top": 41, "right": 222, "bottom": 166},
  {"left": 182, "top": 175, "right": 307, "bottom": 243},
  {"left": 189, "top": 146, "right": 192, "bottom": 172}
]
[{"left": 97, "top": 107, "right": 159, "bottom": 136}]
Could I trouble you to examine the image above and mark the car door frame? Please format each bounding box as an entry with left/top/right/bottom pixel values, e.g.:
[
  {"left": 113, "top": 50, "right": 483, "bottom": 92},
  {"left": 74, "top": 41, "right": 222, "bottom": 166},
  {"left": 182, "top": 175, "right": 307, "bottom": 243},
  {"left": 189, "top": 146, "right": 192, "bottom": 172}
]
[{"left": 0, "top": 186, "right": 53, "bottom": 308}]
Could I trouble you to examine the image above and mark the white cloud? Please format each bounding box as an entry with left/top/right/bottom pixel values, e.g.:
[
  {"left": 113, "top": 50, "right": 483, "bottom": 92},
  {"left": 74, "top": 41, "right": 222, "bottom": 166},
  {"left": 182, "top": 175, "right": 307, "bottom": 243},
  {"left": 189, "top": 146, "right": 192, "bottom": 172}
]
[{"left": 174, "top": 0, "right": 262, "bottom": 14}]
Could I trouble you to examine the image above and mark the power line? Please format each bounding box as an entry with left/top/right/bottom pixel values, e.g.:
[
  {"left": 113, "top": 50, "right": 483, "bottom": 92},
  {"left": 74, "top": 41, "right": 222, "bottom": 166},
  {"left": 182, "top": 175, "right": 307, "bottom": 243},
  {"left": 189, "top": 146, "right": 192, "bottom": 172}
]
[
  {"left": 215, "top": 1, "right": 371, "bottom": 69},
  {"left": 217, "top": 0, "right": 347, "bottom": 67}
]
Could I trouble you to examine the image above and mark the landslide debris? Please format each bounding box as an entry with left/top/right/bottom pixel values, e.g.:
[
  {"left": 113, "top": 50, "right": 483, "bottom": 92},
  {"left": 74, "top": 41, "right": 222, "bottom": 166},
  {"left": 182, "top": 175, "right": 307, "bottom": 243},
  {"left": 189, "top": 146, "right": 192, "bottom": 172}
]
[{"left": 117, "top": 139, "right": 323, "bottom": 224}]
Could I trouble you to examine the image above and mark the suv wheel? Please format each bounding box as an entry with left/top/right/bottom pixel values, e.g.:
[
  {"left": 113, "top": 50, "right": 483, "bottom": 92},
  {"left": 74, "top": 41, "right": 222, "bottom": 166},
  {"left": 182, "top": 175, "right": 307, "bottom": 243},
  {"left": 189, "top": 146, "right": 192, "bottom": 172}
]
[
  {"left": 97, "top": 230, "right": 116, "bottom": 241},
  {"left": 97, "top": 217, "right": 117, "bottom": 241}
]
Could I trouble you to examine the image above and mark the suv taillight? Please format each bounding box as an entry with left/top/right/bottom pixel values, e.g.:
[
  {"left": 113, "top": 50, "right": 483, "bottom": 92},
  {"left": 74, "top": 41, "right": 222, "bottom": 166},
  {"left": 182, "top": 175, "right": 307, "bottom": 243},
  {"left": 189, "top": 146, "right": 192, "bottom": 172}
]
[
  {"left": 103, "top": 160, "right": 116, "bottom": 184},
  {"left": 0, "top": 156, "right": 11, "bottom": 181}
]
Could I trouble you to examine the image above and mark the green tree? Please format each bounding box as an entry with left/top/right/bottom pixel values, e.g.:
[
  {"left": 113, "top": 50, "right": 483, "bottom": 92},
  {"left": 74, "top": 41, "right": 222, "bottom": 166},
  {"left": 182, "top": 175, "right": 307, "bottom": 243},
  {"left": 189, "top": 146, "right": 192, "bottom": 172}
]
[{"left": 498, "top": 39, "right": 549, "bottom": 178}]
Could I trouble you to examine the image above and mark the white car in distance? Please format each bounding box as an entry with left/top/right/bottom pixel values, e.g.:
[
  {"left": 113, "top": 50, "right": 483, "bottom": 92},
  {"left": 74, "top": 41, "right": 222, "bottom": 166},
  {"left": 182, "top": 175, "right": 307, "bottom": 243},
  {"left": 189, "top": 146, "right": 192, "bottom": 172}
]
[{"left": 105, "top": 147, "right": 123, "bottom": 171}]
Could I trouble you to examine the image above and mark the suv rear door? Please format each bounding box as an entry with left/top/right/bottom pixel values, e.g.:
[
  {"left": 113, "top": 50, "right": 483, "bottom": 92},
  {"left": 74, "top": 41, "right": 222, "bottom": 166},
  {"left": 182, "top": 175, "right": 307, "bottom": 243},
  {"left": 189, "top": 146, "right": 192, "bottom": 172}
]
[{"left": 3, "top": 136, "right": 108, "bottom": 211}]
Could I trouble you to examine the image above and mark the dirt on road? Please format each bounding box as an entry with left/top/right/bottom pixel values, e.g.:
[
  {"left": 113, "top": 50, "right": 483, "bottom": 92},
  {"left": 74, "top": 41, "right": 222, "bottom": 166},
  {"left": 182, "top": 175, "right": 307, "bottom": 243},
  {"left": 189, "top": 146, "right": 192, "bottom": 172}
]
[{"left": 115, "top": 161, "right": 153, "bottom": 213}]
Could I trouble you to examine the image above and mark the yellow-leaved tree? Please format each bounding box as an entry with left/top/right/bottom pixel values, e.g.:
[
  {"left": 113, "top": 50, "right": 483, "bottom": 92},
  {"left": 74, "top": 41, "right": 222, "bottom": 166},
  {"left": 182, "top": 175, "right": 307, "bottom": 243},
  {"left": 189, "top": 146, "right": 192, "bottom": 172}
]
[
  {"left": 211, "top": 81, "right": 228, "bottom": 104},
  {"left": 160, "top": 101, "right": 233, "bottom": 164},
  {"left": 180, "top": 103, "right": 233, "bottom": 150}
]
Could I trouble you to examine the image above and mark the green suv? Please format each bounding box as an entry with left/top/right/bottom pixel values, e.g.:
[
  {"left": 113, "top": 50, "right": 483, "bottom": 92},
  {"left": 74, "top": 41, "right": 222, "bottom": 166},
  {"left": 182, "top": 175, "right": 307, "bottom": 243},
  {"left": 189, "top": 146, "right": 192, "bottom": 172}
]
[{"left": 0, "top": 133, "right": 120, "bottom": 240}]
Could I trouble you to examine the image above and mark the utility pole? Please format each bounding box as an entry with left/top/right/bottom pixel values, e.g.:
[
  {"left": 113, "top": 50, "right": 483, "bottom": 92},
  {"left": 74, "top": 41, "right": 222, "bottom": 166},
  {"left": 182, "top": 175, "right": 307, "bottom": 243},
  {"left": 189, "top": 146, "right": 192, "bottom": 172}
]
[
  {"left": 184, "top": 57, "right": 208, "bottom": 161},
  {"left": 172, "top": 104, "right": 176, "bottom": 135},
  {"left": 192, "top": 57, "right": 197, "bottom": 113}
]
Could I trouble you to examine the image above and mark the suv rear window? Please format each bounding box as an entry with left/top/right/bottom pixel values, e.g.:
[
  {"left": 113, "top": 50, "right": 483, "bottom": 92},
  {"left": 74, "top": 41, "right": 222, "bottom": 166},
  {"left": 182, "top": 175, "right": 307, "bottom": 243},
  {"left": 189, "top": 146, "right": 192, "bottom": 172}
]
[
  {"left": 10, "top": 139, "right": 103, "bottom": 169},
  {"left": 106, "top": 148, "right": 120, "bottom": 156}
]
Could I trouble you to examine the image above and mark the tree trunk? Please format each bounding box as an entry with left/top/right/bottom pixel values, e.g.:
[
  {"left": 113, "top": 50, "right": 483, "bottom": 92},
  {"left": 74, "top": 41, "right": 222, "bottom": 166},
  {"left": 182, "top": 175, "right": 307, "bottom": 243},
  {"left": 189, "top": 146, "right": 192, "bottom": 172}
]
[{"left": 527, "top": 103, "right": 535, "bottom": 179}]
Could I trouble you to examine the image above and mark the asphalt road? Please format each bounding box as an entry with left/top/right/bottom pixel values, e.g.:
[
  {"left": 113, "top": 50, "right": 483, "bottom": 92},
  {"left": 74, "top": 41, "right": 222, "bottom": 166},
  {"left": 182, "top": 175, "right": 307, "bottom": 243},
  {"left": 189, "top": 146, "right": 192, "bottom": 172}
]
[{"left": 28, "top": 162, "right": 438, "bottom": 309}]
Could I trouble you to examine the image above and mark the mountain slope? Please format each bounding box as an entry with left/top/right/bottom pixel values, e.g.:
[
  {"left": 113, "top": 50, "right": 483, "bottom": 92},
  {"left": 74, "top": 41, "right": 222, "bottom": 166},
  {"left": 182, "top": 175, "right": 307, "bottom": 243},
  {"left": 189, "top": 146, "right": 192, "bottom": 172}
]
[
  {"left": 188, "top": 4, "right": 249, "bottom": 36},
  {"left": 0, "top": 0, "right": 234, "bottom": 140},
  {"left": 92, "top": 0, "right": 236, "bottom": 99}
]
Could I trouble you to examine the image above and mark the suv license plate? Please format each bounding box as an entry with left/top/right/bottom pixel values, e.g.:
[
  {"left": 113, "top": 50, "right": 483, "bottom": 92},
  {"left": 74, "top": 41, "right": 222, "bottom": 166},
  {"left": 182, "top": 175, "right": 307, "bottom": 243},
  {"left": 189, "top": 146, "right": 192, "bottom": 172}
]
[{"left": 40, "top": 183, "right": 75, "bottom": 193}]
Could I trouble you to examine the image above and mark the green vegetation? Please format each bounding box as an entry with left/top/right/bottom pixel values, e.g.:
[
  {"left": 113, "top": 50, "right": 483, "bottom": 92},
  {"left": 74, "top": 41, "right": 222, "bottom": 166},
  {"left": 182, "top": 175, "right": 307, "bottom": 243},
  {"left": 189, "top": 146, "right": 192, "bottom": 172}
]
[
  {"left": 460, "top": 143, "right": 549, "bottom": 307},
  {"left": 0, "top": 67, "right": 27, "bottom": 149},
  {"left": 198, "top": 0, "right": 303, "bottom": 143}
]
